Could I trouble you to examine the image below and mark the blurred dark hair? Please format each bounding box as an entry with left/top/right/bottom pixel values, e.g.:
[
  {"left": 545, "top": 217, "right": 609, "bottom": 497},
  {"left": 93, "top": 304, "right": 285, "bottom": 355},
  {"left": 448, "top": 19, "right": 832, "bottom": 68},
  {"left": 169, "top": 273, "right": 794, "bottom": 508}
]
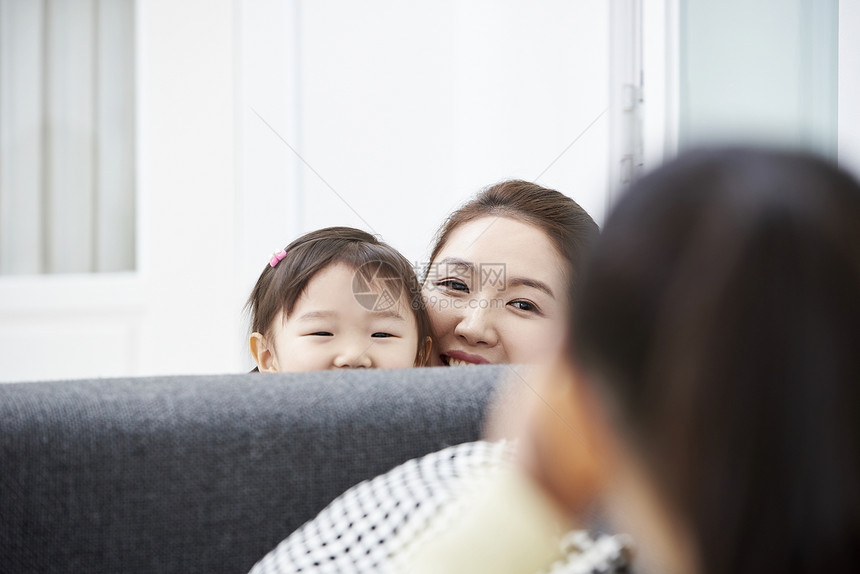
[
  {"left": 572, "top": 147, "right": 860, "bottom": 574},
  {"left": 427, "top": 180, "right": 599, "bottom": 299},
  {"left": 247, "top": 227, "right": 431, "bottom": 366}
]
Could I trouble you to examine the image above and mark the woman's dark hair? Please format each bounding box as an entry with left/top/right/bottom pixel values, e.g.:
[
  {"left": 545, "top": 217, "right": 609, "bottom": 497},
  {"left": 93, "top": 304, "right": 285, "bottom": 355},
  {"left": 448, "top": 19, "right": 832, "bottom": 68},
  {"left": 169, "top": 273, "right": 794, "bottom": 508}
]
[
  {"left": 427, "top": 180, "right": 599, "bottom": 298},
  {"left": 247, "top": 226, "right": 431, "bottom": 366},
  {"left": 572, "top": 147, "right": 860, "bottom": 574}
]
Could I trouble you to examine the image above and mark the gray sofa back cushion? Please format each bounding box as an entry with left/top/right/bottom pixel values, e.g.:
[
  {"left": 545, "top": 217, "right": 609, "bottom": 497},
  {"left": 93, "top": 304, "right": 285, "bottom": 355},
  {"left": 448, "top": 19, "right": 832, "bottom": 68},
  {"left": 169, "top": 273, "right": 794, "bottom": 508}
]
[{"left": 0, "top": 366, "right": 504, "bottom": 574}]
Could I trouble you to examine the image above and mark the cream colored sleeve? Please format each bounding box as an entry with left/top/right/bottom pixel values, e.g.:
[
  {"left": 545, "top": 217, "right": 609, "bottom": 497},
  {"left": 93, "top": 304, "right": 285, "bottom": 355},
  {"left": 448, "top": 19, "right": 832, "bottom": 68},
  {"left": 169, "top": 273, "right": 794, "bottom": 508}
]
[{"left": 400, "top": 466, "right": 571, "bottom": 574}]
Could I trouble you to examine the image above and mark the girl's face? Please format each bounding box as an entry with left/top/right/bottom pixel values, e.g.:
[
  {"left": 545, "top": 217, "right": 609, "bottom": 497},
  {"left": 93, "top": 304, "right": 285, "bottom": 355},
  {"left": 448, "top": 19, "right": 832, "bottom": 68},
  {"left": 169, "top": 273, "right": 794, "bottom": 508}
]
[
  {"left": 423, "top": 216, "right": 569, "bottom": 366},
  {"left": 254, "top": 263, "right": 420, "bottom": 371}
]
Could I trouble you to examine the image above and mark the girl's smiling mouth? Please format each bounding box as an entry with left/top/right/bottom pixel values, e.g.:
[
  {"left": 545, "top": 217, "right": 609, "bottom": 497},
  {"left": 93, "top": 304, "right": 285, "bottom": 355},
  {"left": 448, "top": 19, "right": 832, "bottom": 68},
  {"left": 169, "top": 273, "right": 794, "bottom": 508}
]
[{"left": 441, "top": 350, "right": 491, "bottom": 367}]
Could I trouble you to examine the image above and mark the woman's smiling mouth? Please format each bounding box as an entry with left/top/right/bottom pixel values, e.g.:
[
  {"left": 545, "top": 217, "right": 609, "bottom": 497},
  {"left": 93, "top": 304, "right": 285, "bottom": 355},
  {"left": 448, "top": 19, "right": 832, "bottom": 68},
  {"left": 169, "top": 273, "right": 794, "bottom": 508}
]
[{"left": 441, "top": 350, "right": 491, "bottom": 366}]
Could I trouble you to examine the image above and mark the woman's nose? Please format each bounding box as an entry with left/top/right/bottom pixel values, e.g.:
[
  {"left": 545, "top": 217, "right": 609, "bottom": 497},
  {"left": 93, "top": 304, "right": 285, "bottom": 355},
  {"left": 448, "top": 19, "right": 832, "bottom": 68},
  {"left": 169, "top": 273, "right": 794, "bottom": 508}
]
[
  {"left": 453, "top": 306, "right": 499, "bottom": 347},
  {"left": 333, "top": 342, "right": 373, "bottom": 369}
]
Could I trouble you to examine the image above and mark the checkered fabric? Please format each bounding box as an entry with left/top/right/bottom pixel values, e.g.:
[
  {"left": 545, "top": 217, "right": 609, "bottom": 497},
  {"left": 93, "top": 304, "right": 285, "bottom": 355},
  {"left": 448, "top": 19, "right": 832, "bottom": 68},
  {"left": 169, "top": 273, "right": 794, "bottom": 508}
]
[{"left": 247, "top": 441, "right": 632, "bottom": 574}]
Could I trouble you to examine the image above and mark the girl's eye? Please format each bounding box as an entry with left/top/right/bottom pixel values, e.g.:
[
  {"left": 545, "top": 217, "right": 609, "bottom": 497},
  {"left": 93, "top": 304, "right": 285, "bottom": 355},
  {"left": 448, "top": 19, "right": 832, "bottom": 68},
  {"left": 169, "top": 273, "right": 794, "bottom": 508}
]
[
  {"left": 371, "top": 332, "right": 394, "bottom": 338},
  {"left": 436, "top": 279, "right": 469, "bottom": 293},
  {"left": 310, "top": 332, "right": 333, "bottom": 336},
  {"left": 508, "top": 300, "right": 541, "bottom": 314}
]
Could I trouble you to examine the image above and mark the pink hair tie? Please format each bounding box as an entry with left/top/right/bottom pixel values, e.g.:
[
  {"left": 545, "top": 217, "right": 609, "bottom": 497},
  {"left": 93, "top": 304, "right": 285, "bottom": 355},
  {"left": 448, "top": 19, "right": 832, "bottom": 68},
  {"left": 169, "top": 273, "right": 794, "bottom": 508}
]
[{"left": 269, "top": 249, "right": 287, "bottom": 267}]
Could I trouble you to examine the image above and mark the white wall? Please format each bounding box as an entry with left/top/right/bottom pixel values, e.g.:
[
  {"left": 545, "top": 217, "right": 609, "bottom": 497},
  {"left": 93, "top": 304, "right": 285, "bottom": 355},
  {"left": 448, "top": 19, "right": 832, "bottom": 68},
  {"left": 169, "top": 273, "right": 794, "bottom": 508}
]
[
  {"left": 238, "top": 1, "right": 610, "bottom": 273},
  {"left": 237, "top": 0, "right": 611, "bottom": 368},
  {"left": 135, "top": 0, "right": 241, "bottom": 376}
]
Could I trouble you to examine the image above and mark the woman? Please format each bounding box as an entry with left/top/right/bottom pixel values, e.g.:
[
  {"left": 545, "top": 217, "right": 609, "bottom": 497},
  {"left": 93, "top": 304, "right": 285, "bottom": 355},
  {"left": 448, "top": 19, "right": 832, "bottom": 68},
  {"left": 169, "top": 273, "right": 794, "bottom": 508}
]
[
  {"left": 423, "top": 179, "right": 598, "bottom": 367},
  {"left": 248, "top": 181, "right": 621, "bottom": 574},
  {"left": 412, "top": 147, "right": 860, "bottom": 574}
]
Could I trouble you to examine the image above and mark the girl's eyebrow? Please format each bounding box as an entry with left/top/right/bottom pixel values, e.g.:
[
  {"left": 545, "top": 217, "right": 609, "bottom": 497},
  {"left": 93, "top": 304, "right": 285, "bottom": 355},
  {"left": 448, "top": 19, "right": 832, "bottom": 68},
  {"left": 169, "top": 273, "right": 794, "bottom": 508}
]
[
  {"left": 373, "top": 310, "right": 406, "bottom": 321},
  {"left": 298, "top": 309, "right": 406, "bottom": 321},
  {"left": 297, "top": 310, "right": 336, "bottom": 320},
  {"left": 507, "top": 277, "right": 555, "bottom": 299}
]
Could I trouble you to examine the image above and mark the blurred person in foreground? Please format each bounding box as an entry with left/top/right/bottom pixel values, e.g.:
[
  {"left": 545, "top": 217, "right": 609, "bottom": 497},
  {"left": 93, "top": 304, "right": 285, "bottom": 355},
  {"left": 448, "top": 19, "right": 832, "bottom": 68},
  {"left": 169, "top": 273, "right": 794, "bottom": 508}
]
[{"left": 406, "top": 146, "right": 860, "bottom": 574}]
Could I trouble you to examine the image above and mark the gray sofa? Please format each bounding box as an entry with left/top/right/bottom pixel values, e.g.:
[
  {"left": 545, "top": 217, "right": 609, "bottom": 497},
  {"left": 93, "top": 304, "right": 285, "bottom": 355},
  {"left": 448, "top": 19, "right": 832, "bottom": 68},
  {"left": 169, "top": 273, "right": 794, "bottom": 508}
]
[{"left": 0, "top": 366, "right": 505, "bottom": 574}]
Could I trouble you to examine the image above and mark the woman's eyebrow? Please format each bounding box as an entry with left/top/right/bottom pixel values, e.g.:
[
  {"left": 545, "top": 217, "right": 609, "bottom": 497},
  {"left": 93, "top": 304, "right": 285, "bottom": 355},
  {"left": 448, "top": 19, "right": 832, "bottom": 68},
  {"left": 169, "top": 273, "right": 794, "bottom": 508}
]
[
  {"left": 434, "top": 257, "right": 475, "bottom": 274},
  {"left": 507, "top": 277, "right": 555, "bottom": 298}
]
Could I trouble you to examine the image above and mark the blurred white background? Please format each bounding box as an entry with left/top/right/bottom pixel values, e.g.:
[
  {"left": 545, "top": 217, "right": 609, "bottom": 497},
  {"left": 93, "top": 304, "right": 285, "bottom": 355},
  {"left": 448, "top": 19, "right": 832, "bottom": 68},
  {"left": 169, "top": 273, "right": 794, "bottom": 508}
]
[{"left": 0, "top": 0, "right": 857, "bottom": 381}]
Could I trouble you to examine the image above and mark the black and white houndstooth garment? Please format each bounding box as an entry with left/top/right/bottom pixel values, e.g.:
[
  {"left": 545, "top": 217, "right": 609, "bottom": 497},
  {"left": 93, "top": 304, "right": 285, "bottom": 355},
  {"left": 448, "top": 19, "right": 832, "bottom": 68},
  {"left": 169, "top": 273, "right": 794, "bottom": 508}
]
[{"left": 247, "top": 441, "right": 632, "bottom": 574}]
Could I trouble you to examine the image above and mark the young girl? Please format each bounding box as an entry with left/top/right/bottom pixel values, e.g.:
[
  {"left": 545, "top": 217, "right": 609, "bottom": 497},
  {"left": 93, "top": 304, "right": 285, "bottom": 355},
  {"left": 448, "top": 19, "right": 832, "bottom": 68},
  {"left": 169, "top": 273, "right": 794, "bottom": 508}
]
[{"left": 246, "top": 227, "right": 432, "bottom": 371}]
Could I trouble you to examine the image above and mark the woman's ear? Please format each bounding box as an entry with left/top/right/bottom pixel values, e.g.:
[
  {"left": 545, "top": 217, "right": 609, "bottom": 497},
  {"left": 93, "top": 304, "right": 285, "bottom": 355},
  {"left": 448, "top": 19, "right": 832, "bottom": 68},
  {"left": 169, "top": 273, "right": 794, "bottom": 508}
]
[
  {"left": 415, "top": 336, "right": 433, "bottom": 367},
  {"left": 249, "top": 332, "right": 278, "bottom": 372}
]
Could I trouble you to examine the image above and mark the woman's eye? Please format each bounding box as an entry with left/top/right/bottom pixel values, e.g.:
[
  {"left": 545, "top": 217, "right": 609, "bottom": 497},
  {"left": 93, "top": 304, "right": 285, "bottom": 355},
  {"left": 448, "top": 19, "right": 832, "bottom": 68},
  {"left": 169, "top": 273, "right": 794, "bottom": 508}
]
[
  {"left": 371, "top": 332, "right": 394, "bottom": 338},
  {"left": 435, "top": 279, "right": 469, "bottom": 292},
  {"left": 508, "top": 300, "right": 540, "bottom": 314}
]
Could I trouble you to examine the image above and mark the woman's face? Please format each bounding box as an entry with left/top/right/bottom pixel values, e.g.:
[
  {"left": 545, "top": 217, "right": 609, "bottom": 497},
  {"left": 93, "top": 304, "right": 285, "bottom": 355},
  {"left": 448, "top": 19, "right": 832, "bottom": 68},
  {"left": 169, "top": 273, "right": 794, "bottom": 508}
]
[{"left": 423, "top": 216, "right": 569, "bottom": 366}]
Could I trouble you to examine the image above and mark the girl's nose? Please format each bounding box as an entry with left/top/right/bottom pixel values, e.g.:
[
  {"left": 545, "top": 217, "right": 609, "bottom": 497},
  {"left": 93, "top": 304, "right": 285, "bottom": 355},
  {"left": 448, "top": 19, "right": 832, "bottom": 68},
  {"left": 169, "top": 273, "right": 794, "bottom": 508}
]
[
  {"left": 333, "top": 343, "right": 373, "bottom": 369},
  {"left": 453, "top": 305, "right": 499, "bottom": 347}
]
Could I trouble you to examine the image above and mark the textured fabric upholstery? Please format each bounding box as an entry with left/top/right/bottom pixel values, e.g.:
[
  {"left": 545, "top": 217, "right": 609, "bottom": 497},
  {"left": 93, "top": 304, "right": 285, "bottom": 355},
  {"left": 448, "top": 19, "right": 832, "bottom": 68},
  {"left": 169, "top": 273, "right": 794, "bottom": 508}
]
[{"left": 0, "top": 366, "right": 504, "bottom": 574}]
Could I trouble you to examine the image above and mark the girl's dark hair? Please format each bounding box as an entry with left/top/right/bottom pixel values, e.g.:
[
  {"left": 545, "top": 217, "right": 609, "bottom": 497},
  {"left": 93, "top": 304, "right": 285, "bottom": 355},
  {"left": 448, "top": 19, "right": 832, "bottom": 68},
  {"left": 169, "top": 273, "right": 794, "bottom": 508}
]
[
  {"left": 427, "top": 180, "right": 599, "bottom": 298},
  {"left": 573, "top": 147, "right": 860, "bottom": 574},
  {"left": 247, "top": 226, "right": 431, "bottom": 366}
]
